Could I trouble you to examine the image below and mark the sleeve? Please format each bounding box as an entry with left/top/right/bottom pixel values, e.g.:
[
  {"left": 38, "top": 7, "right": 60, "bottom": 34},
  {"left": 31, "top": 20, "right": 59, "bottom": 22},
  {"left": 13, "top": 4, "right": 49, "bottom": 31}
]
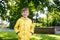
[
  {"left": 14, "top": 19, "right": 20, "bottom": 34},
  {"left": 30, "top": 20, "right": 34, "bottom": 34}
]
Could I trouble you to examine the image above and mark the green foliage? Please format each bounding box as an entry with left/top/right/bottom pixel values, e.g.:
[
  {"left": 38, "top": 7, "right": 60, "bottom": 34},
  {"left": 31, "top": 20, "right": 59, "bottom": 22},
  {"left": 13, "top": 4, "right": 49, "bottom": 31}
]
[{"left": 0, "top": 0, "right": 60, "bottom": 28}]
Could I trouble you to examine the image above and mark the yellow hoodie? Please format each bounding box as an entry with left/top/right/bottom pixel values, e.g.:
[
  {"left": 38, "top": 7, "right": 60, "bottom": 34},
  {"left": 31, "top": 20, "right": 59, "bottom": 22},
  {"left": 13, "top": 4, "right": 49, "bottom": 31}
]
[{"left": 14, "top": 17, "right": 34, "bottom": 40}]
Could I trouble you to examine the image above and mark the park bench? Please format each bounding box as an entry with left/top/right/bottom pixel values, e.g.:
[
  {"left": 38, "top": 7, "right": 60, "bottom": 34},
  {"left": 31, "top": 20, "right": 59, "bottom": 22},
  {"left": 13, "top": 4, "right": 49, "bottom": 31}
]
[{"left": 34, "top": 27, "right": 55, "bottom": 34}]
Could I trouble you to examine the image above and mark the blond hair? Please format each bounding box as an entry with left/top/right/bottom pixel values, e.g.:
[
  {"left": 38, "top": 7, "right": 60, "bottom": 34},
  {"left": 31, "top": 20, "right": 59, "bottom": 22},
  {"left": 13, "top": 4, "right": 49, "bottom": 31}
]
[{"left": 21, "top": 7, "right": 29, "bottom": 13}]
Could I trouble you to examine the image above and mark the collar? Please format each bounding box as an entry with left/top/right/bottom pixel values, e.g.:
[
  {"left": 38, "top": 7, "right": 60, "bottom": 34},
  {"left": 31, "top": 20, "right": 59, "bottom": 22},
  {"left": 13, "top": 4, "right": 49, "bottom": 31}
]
[{"left": 21, "top": 17, "right": 29, "bottom": 20}]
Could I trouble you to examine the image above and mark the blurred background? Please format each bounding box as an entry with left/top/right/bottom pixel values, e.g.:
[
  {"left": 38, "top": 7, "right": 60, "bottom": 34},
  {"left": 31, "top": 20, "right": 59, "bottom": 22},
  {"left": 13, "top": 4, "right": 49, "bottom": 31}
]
[
  {"left": 0, "top": 0, "right": 60, "bottom": 40},
  {"left": 0, "top": 0, "right": 60, "bottom": 29}
]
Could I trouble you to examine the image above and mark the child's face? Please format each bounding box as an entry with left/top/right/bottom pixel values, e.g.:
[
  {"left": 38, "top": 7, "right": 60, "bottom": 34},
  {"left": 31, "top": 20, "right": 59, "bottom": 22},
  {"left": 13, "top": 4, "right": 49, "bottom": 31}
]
[{"left": 22, "top": 10, "right": 29, "bottom": 18}]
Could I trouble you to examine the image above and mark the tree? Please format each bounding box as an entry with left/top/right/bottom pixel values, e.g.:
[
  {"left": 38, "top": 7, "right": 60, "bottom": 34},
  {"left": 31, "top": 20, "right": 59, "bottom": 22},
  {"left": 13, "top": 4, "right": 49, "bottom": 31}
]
[{"left": 0, "top": 0, "right": 60, "bottom": 29}]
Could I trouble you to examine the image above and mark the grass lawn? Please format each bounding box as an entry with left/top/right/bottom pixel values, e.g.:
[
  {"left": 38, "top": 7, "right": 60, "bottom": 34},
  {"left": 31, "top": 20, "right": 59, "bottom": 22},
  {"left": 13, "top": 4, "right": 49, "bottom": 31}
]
[{"left": 0, "top": 31, "right": 60, "bottom": 40}]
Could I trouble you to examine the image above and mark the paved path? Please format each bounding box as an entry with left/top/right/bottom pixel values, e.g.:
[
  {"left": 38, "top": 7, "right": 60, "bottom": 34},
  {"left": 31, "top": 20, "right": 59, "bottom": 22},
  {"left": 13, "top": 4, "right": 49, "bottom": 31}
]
[
  {"left": 55, "top": 27, "right": 60, "bottom": 34},
  {"left": 0, "top": 28, "right": 14, "bottom": 32},
  {"left": 0, "top": 28, "right": 60, "bottom": 34}
]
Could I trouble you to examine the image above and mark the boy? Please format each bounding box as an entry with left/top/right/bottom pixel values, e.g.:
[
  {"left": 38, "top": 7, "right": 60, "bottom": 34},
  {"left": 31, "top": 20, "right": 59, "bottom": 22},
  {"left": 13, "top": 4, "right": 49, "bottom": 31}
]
[{"left": 14, "top": 7, "right": 34, "bottom": 40}]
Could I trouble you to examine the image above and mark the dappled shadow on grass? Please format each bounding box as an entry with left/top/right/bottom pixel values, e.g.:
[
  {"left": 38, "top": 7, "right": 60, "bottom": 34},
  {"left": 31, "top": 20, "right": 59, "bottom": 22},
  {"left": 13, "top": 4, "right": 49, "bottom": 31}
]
[
  {"left": 5, "top": 38, "right": 17, "bottom": 40},
  {"left": 40, "top": 34, "right": 56, "bottom": 40},
  {"left": 0, "top": 31, "right": 60, "bottom": 40},
  {"left": 0, "top": 31, "right": 18, "bottom": 40},
  {"left": 30, "top": 34, "right": 60, "bottom": 40},
  {"left": 0, "top": 37, "right": 3, "bottom": 40}
]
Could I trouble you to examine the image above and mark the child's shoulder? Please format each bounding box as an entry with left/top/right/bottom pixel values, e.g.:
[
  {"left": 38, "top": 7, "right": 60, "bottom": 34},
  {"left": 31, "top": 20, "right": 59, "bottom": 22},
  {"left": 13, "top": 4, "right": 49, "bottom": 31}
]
[
  {"left": 17, "top": 18, "right": 21, "bottom": 21},
  {"left": 28, "top": 18, "right": 32, "bottom": 22}
]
